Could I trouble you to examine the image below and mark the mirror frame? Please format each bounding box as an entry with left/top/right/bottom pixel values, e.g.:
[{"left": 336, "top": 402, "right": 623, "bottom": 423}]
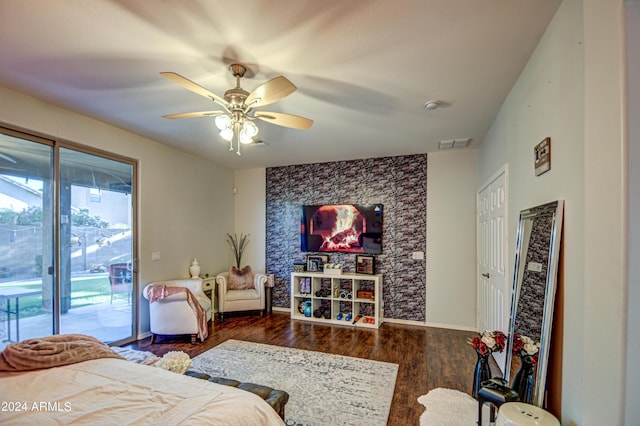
[{"left": 504, "top": 200, "right": 563, "bottom": 407}]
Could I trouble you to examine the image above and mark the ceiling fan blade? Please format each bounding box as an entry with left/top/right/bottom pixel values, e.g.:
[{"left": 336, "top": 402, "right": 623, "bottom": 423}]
[
  {"left": 255, "top": 111, "right": 313, "bottom": 130},
  {"left": 245, "top": 76, "right": 297, "bottom": 108},
  {"left": 160, "top": 72, "right": 227, "bottom": 106},
  {"left": 162, "top": 110, "right": 225, "bottom": 119}
]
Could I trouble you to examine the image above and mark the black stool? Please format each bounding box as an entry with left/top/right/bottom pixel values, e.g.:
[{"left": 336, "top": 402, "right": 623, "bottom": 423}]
[{"left": 477, "top": 378, "right": 519, "bottom": 425}]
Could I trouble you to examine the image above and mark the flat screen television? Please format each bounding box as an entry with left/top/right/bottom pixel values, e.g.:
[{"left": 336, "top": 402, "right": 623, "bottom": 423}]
[{"left": 301, "top": 204, "right": 383, "bottom": 254}]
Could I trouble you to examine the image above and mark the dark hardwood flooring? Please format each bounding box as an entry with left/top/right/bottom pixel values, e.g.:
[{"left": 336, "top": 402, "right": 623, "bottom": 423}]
[{"left": 124, "top": 311, "right": 477, "bottom": 426}]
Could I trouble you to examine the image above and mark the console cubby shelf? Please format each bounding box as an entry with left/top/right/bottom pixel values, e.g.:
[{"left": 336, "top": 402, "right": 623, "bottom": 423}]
[{"left": 290, "top": 272, "right": 383, "bottom": 329}]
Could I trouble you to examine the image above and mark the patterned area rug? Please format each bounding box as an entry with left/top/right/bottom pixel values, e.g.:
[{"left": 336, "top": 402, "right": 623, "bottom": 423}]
[
  {"left": 191, "top": 339, "right": 398, "bottom": 426},
  {"left": 418, "top": 388, "right": 477, "bottom": 426},
  {"left": 111, "top": 346, "right": 159, "bottom": 364}
]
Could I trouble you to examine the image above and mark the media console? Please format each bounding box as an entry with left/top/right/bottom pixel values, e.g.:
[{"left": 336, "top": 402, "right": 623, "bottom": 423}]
[{"left": 290, "top": 271, "right": 383, "bottom": 328}]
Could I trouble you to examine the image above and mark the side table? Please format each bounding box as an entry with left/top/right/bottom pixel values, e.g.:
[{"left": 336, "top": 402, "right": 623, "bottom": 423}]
[
  {"left": 201, "top": 277, "right": 217, "bottom": 314},
  {"left": 0, "top": 286, "right": 42, "bottom": 342},
  {"left": 265, "top": 274, "right": 274, "bottom": 314}
]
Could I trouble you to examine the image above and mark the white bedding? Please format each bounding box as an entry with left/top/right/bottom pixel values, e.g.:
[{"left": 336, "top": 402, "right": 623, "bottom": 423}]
[{"left": 0, "top": 358, "right": 284, "bottom": 425}]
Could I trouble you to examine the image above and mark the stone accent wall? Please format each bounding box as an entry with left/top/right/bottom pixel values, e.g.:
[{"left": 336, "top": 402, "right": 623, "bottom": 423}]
[{"left": 266, "top": 154, "right": 427, "bottom": 321}]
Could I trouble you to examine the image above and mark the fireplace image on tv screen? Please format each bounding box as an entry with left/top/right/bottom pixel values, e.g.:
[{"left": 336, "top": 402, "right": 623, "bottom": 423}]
[{"left": 301, "top": 204, "right": 383, "bottom": 254}]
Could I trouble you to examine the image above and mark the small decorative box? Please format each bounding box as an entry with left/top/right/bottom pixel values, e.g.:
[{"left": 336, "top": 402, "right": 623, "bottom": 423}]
[
  {"left": 323, "top": 263, "right": 343, "bottom": 275},
  {"left": 357, "top": 290, "right": 374, "bottom": 299}
]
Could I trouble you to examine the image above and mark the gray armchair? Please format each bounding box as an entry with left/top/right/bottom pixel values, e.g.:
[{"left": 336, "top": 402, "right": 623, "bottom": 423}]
[{"left": 215, "top": 270, "right": 266, "bottom": 322}]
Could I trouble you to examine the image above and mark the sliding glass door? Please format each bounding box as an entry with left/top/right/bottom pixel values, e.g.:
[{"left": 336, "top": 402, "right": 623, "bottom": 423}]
[
  {"left": 0, "top": 128, "right": 136, "bottom": 348},
  {"left": 0, "top": 132, "right": 55, "bottom": 345},
  {"left": 57, "top": 148, "right": 134, "bottom": 342}
]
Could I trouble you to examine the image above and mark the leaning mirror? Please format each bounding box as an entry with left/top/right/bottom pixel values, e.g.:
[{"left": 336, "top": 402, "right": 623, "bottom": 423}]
[{"left": 504, "top": 200, "right": 563, "bottom": 407}]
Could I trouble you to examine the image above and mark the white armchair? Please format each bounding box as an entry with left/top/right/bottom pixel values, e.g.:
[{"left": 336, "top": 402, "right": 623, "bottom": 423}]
[
  {"left": 143, "top": 279, "right": 212, "bottom": 344},
  {"left": 216, "top": 271, "right": 266, "bottom": 322}
]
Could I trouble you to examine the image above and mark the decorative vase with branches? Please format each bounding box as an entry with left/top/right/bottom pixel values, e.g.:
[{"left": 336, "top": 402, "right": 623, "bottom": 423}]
[{"left": 226, "top": 233, "right": 249, "bottom": 268}]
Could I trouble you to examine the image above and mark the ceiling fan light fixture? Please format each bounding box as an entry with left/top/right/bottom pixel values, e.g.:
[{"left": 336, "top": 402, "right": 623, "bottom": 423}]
[
  {"left": 239, "top": 134, "right": 254, "bottom": 144},
  {"left": 215, "top": 114, "right": 231, "bottom": 130},
  {"left": 220, "top": 127, "right": 234, "bottom": 141},
  {"left": 161, "top": 64, "right": 313, "bottom": 156},
  {"left": 243, "top": 121, "right": 258, "bottom": 136},
  {"left": 239, "top": 121, "right": 258, "bottom": 144}
]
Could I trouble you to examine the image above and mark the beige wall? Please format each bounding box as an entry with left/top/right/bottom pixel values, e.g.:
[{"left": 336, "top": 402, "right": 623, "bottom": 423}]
[
  {"left": 0, "top": 86, "right": 235, "bottom": 337},
  {"left": 480, "top": 1, "right": 586, "bottom": 420},
  {"left": 233, "top": 168, "right": 266, "bottom": 273},
  {"left": 426, "top": 149, "right": 478, "bottom": 330},
  {"left": 582, "top": 0, "right": 626, "bottom": 423},
  {"left": 479, "top": 0, "right": 628, "bottom": 423}
]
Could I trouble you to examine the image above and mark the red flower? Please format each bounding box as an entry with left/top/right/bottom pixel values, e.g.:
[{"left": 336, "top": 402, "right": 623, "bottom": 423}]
[
  {"left": 511, "top": 333, "right": 540, "bottom": 364},
  {"left": 478, "top": 344, "right": 489, "bottom": 356},
  {"left": 511, "top": 332, "right": 525, "bottom": 353},
  {"left": 468, "top": 330, "right": 507, "bottom": 355},
  {"left": 468, "top": 336, "right": 482, "bottom": 350}
]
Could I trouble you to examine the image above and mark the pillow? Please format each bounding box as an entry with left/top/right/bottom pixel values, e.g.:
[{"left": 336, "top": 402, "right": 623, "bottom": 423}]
[{"left": 228, "top": 265, "right": 254, "bottom": 290}]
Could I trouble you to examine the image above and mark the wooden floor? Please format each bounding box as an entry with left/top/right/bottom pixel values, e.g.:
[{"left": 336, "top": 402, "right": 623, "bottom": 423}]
[{"left": 125, "top": 311, "right": 477, "bottom": 426}]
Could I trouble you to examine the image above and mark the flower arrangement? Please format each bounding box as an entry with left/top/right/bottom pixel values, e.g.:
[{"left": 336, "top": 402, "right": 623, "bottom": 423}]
[
  {"left": 156, "top": 351, "right": 192, "bottom": 374},
  {"left": 512, "top": 333, "right": 540, "bottom": 364},
  {"left": 468, "top": 330, "right": 507, "bottom": 356}
]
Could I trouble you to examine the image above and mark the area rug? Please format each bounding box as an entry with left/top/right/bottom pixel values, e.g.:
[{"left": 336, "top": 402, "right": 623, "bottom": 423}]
[
  {"left": 191, "top": 339, "right": 398, "bottom": 426},
  {"left": 418, "top": 388, "right": 477, "bottom": 426},
  {"left": 111, "top": 346, "right": 159, "bottom": 364}
]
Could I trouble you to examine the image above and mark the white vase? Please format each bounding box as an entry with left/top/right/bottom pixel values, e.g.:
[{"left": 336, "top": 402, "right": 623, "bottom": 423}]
[{"left": 189, "top": 258, "right": 201, "bottom": 278}]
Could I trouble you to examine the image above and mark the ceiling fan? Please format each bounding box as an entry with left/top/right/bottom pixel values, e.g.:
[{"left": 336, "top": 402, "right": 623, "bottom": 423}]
[{"left": 161, "top": 64, "right": 313, "bottom": 156}]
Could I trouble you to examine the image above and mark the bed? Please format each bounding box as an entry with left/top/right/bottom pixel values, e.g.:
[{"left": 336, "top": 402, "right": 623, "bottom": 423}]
[{"left": 0, "top": 336, "right": 285, "bottom": 425}]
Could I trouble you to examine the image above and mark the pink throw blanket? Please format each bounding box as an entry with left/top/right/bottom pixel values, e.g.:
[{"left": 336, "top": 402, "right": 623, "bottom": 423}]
[
  {"left": 0, "top": 334, "right": 124, "bottom": 372},
  {"left": 145, "top": 284, "right": 208, "bottom": 342}
]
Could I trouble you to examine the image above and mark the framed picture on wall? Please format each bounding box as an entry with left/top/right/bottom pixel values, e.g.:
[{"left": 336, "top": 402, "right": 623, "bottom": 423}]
[
  {"left": 306, "top": 254, "right": 329, "bottom": 271},
  {"left": 355, "top": 255, "right": 376, "bottom": 275}
]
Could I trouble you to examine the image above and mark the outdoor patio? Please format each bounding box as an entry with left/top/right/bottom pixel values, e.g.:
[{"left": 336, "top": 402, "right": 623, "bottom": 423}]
[{"left": 1, "top": 296, "right": 133, "bottom": 350}]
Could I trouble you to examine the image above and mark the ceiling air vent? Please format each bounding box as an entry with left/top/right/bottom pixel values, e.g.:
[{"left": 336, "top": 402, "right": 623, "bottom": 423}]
[{"left": 438, "top": 138, "right": 471, "bottom": 150}]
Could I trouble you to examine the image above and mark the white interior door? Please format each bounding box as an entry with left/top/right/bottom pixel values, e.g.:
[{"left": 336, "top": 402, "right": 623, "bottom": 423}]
[{"left": 477, "top": 167, "right": 508, "bottom": 371}]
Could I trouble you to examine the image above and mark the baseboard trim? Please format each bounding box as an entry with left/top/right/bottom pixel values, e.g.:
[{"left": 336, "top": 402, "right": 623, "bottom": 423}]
[
  {"left": 382, "top": 318, "right": 427, "bottom": 327},
  {"left": 272, "top": 307, "right": 476, "bottom": 332},
  {"left": 423, "top": 321, "right": 477, "bottom": 332}
]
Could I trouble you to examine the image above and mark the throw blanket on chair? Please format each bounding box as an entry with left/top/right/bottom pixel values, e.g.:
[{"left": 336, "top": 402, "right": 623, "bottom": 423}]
[
  {"left": 0, "top": 334, "right": 124, "bottom": 372},
  {"left": 145, "top": 285, "right": 208, "bottom": 342}
]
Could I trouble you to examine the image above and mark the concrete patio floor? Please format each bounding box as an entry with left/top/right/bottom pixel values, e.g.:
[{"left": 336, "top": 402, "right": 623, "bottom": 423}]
[{"left": 0, "top": 299, "right": 133, "bottom": 350}]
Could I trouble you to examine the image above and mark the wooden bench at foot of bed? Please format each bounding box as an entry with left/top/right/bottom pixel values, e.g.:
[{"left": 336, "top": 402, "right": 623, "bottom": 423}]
[{"left": 185, "top": 370, "right": 289, "bottom": 420}]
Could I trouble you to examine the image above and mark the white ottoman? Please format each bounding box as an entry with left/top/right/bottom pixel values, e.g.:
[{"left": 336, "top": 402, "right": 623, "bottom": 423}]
[{"left": 496, "top": 402, "right": 560, "bottom": 426}]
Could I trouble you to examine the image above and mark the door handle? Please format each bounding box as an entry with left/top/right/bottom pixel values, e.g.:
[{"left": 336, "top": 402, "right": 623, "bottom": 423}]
[{"left": 481, "top": 273, "right": 490, "bottom": 278}]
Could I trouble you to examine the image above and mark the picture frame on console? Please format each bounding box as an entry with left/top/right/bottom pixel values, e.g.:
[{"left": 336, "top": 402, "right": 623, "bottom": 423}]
[
  {"left": 355, "top": 255, "right": 375, "bottom": 275},
  {"left": 306, "top": 254, "right": 329, "bottom": 271}
]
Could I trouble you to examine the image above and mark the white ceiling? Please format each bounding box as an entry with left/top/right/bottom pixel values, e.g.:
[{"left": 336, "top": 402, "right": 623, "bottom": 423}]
[{"left": 0, "top": 0, "right": 561, "bottom": 170}]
